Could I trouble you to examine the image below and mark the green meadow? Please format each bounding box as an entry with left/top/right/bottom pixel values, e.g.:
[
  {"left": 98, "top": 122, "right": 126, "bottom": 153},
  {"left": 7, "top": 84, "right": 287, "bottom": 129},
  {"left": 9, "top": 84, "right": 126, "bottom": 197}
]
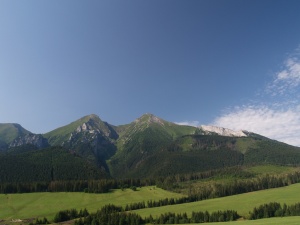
[
  {"left": 134, "top": 183, "right": 300, "bottom": 219},
  {"left": 0, "top": 186, "right": 183, "bottom": 220},
  {"left": 184, "top": 216, "right": 300, "bottom": 225},
  {"left": 245, "top": 164, "right": 297, "bottom": 174},
  {"left": 2, "top": 183, "right": 300, "bottom": 224}
]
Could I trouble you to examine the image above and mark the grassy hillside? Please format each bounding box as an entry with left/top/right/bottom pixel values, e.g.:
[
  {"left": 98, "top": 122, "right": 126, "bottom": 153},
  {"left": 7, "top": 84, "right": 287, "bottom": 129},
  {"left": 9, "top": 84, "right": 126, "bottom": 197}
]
[
  {"left": 183, "top": 217, "right": 300, "bottom": 225},
  {"left": 109, "top": 114, "right": 196, "bottom": 178},
  {"left": 245, "top": 164, "right": 297, "bottom": 174},
  {"left": 134, "top": 183, "right": 300, "bottom": 219},
  {"left": 0, "top": 123, "right": 31, "bottom": 149},
  {"left": 0, "top": 186, "right": 184, "bottom": 220},
  {"left": 43, "top": 115, "right": 93, "bottom": 146},
  {"left": 117, "top": 114, "right": 196, "bottom": 138},
  {"left": 2, "top": 183, "right": 300, "bottom": 224}
]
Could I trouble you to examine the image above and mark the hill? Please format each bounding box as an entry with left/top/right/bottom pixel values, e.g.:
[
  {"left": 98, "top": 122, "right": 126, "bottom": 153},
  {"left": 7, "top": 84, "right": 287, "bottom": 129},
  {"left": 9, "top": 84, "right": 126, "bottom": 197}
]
[
  {"left": 108, "top": 114, "right": 196, "bottom": 177},
  {"left": 0, "top": 123, "right": 31, "bottom": 150}
]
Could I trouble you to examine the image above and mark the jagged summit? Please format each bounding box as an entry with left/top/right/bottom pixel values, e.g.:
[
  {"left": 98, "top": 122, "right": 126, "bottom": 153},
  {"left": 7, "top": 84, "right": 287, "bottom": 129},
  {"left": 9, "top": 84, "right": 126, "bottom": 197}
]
[
  {"left": 198, "top": 125, "right": 247, "bottom": 137},
  {"left": 44, "top": 113, "right": 118, "bottom": 147},
  {"left": 76, "top": 114, "right": 103, "bottom": 132},
  {"left": 83, "top": 114, "right": 100, "bottom": 120},
  {"left": 75, "top": 114, "right": 117, "bottom": 139},
  {"left": 134, "top": 113, "right": 166, "bottom": 126}
]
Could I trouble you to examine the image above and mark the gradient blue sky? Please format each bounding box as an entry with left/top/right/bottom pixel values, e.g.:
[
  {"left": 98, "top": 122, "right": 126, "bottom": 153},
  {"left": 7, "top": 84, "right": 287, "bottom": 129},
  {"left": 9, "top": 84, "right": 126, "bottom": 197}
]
[{"left": 1, "top": 1, "right": 300, "bottom": 145}]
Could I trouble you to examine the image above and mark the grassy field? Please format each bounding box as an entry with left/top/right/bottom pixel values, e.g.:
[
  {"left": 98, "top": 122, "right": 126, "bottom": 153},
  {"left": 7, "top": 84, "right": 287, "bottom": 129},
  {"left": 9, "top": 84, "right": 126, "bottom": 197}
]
[
  {"left": 183, "top": 216, "right": 300, "bottom": 225},
  {"left": 0, "top": 186, "right": 184, "bottom": 220},
  {"left": 2, "top": 183, "right": 300, "bottom": 224},
  {"left": 133, "top": 183, "right": 300, "bottom": 219},
  {"left": 245, "top": 164, "right": 297, "bottom": 174}
]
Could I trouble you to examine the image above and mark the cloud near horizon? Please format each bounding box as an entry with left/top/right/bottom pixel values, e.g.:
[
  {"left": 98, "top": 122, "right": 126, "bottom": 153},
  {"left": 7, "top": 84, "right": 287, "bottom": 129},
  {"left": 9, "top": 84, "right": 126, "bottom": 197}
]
[
  {"left": 213, "top": 50, "right": 300, "bottom": 146},
  {"left": 213, "top": 105, "right": 300, "bottom": 146},
  {"left": 175, "top": 120, "right": 200, "bottom": 127}
]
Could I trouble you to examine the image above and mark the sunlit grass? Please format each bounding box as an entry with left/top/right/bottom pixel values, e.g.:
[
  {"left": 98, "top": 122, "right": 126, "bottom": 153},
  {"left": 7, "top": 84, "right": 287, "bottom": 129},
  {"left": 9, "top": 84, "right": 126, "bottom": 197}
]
[{"left": 0, "top": 186, "right": 184, "bottom": 220}]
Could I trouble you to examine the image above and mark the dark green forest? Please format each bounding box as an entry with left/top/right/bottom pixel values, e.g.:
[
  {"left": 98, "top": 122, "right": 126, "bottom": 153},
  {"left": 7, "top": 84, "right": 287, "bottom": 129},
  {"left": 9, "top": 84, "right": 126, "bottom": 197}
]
[
  {"left": 0, "top": 146, "right": 108, "bottom": 183},
  {"left": 71, "top": 204, "right": 239, "bottom": 225}
]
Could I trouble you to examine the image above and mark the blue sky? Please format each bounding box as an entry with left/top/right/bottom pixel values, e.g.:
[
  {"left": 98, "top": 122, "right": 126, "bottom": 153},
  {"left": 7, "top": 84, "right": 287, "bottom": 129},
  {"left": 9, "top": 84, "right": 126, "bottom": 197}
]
[{"left": 1, "top": 1, "right": 300, "bottom": 146}]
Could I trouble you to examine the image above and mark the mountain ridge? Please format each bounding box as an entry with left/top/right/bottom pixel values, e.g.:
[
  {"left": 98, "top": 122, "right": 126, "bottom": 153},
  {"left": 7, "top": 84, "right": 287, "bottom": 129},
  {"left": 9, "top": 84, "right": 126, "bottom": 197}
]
[
  {"left": 1, "top": 113, "right": 300, "bottom": 180},
  {"left": 0, "top": 113, "right": 289, "bottom": 153}
]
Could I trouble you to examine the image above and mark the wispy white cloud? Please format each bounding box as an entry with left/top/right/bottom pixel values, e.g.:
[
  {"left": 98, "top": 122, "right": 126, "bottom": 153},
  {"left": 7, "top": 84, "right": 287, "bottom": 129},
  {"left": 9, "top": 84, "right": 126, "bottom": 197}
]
[
  {"left": 175, "top": 120, "right": 200, "bottom": 127},
  {"left": 213, "top": 105, "right": 300, "bottom": 146},
  {"left": 267, "top": 55, "right": 300, "bottom": 96},
  {"left": 213, "top": 47, "right": 300, "bottom": 146}
]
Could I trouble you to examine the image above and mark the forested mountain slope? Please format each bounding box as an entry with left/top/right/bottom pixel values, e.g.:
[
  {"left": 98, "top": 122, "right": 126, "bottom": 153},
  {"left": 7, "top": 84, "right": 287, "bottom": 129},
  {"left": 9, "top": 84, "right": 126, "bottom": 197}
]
[{"left": 0, "top": 146, "right": 108, "bottom": 182}]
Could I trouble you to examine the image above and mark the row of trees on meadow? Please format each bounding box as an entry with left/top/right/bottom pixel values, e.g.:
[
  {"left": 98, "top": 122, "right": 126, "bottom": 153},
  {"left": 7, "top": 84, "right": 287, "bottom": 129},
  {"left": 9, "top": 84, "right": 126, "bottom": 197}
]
[
  {"left": 53, "top": 208, "right": 89, "bottom": 223},
  {"left": 56, "top": 204, "right": 240, "bottom": 225},
  {"left": 122, "top": 171, "right": 300, "bottom": 211},
  {"left": 3, "top": 169, "right": 300, "bottom": 215},
  {"left": 147, "top": 210, "right": 239, "bottom": 224},
  {"left": 249, "top": 202, "right": 300, "bottom": 219},
  {"left": 74, "top": 205, "right": 142, "bottom": 225},
  {"left": 49, "top": 202, "right": 300, "bottom": 224}
]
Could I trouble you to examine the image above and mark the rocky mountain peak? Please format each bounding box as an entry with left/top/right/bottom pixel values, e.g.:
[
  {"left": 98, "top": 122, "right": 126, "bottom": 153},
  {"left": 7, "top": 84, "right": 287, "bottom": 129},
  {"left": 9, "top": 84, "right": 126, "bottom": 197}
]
[
  {"left": 135, "top": 113, "right": 165, "bottom": 126},
  {"left": 74, "top": 114, "right": 118, "bottom": 140},
  {"left": 86, "top": 114, "right": 100, "bottom": 120}
]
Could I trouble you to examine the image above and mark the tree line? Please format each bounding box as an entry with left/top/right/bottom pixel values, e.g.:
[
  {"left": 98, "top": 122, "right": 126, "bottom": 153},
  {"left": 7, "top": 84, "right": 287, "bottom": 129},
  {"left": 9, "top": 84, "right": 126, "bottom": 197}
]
[
  {"left": 0, "top": 178, "right": 155, "bottom": 194},
  {"left": 3, "top": 169, "right": 300, "bottom": 215},
  {"left": 39, "top": 202, "right": 300, "bottom": 224},
  {"left": 146, "top": 210, "right": 239, "bottom": 224},
  {"left": 0, "top": 166, "right": 254, "bottom": 194},
  {"left": 0, "top": 166, "right": 261, "bottom": 194},
  {"left": 249, "top": 202, "right": 300, "bottom": 219},
  {"left": 73, "top": 204, "right": 142, "bottom": 225},
  {"left": 122, "top": 171, "right": 300, "bottom": 211},
  {"left": 53, "top": 204, "right": 239, "bottom": 225}
]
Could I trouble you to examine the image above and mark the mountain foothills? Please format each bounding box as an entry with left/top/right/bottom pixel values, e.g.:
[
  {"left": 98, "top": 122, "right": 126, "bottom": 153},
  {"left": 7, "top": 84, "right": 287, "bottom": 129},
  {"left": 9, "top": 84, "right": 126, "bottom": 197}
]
[{"left": 1, "top": 113, "right": 300, "bottom": 181}]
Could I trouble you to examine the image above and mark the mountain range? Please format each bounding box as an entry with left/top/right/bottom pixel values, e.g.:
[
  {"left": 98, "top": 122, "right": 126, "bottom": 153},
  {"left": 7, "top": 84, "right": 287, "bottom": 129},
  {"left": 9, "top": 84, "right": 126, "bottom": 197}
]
[{"left": 1, "top": 113, "right": 300, "bottom": 181}]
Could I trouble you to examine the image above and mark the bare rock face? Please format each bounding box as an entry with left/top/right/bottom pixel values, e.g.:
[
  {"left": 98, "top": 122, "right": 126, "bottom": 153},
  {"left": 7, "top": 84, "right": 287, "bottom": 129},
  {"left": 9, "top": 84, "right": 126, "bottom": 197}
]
[
  {"left": 9, "top": 134, "right": 49, "bottom": 149},
  {"left": 198, "top": 125, "right": 247, "bottom": 137},
  {"left": 75, "top": 116, "right": 118, "bottom": 139},
  {"left": 63, "top": 116, "right": 118, "bottom": 161}
]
